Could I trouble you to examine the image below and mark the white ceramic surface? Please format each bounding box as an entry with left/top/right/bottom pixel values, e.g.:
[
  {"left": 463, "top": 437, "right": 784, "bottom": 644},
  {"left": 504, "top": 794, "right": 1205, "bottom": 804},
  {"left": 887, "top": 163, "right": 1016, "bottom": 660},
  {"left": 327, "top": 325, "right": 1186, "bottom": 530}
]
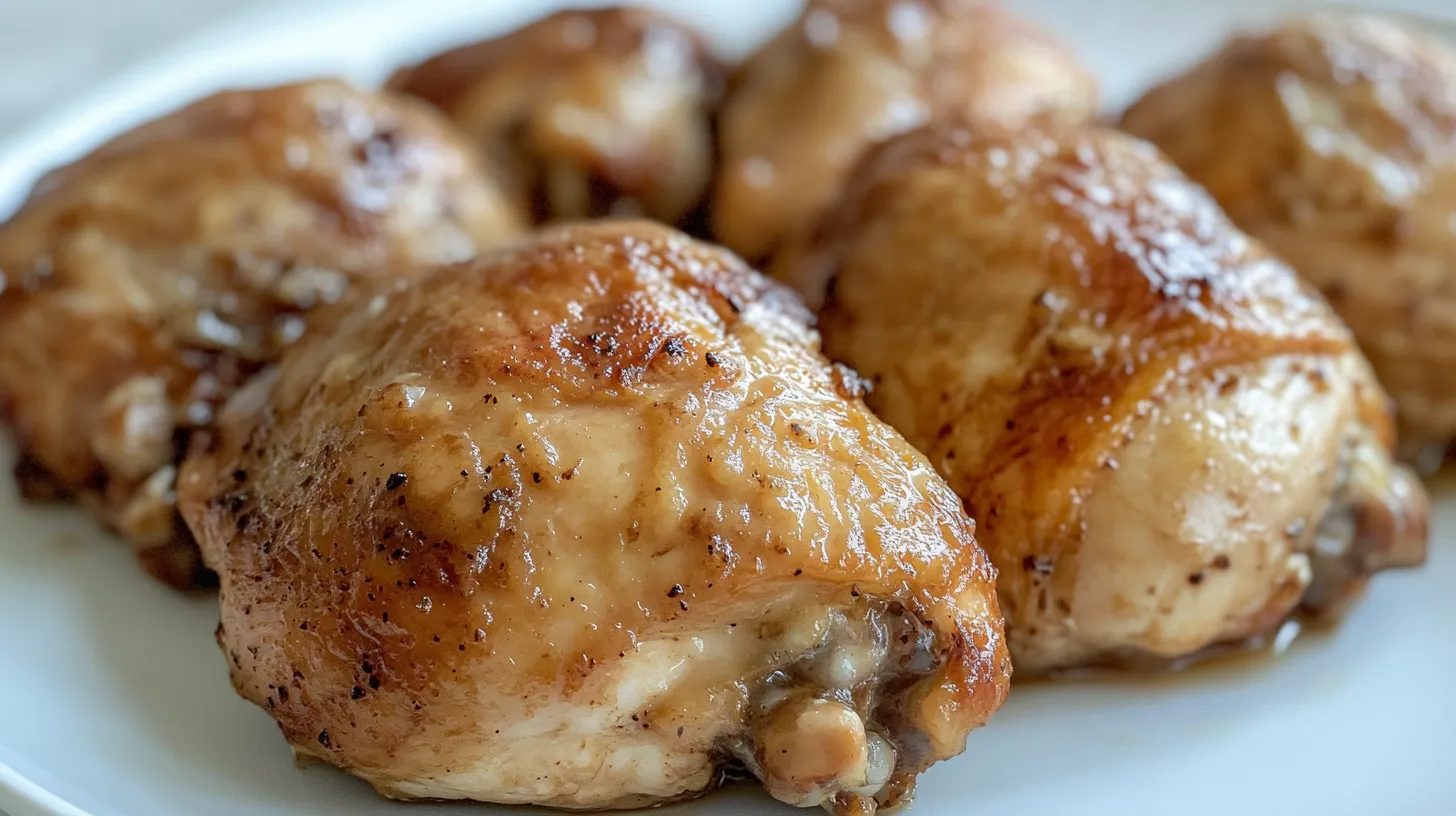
[{"left": 1, "top": 1, "right": 1454, "bottom": 815}]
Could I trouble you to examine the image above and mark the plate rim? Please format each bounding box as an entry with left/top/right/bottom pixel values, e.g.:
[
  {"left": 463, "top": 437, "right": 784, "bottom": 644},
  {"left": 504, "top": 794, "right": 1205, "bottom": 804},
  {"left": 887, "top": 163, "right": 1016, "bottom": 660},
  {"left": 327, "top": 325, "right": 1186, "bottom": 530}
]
[{"left": 0, "top": 761, "right": 91, "bottom": 816}]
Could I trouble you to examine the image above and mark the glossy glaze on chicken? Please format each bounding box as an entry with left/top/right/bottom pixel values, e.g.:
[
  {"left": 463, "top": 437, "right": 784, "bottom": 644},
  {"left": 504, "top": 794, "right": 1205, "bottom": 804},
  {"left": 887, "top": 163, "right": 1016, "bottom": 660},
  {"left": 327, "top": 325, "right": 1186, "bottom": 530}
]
[
  {"left": 784, "top": 122, "right": 1428, "bottom": 674},
  {"left": 390, "top": 7, "right": 723, "bottom": 228},
  {"left": 1122, "top": 14, "right": 1456, "bottom": 468},
  {"left": 0, "top": 80, "right": 522, "bottom": 587},
  {"left": 714, "top": 0, "right": 1096, "bottom": 271},
  {"left": 178, "top": 222, "right": 1010, "bottom": 812}
]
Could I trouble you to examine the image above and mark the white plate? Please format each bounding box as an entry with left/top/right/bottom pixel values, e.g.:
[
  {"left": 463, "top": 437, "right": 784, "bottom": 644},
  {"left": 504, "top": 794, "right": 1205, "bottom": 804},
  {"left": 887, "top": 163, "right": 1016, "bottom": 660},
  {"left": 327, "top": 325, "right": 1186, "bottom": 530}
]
[{"left": 2, "top": 1, "right": 1454, "bottom": 815}]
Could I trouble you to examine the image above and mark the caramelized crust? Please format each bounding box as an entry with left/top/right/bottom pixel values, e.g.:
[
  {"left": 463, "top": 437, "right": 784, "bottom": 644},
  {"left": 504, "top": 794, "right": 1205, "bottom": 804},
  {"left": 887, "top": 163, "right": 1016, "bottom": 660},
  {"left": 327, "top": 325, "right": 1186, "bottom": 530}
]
[
  {"left": 390, "top": 7, "right": 723, "bottom": 228},
  {"left": 0, "top": 79, "right": 523, "bottom": 587},
  {"left": 791, "top": 122, "right": 1428, "bottom": 674},
  {"left": 178, "top": 222, "right": 1009, "bottom": 811},
  {"left": 1122, "top": 13, "right": 1456, "bottom": 462},
  {"left": 714, "top": 0, "right": 1096, "bottom": 269}
]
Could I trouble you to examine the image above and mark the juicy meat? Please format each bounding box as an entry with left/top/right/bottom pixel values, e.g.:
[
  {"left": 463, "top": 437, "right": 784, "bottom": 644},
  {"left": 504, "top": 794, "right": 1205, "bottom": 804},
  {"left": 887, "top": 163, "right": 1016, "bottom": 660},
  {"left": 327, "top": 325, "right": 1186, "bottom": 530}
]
[
  {"left": 177, "top": 222, "right": 1010, "bottom": 812},
  {"left": 0, "top": 79, "right": 523, "bottom": 588},
  {"left": 389, "top": 6, "right": 723, "bottom": 228},
  {"left": 714, "top": 0, "right": 1096, "bottom": 270},
  {"left": 784, "top": 122, "right": 1429, "bottom": 675},
  {"left": 1121, "top": 13, "right": 1456, "bottom": 466}
]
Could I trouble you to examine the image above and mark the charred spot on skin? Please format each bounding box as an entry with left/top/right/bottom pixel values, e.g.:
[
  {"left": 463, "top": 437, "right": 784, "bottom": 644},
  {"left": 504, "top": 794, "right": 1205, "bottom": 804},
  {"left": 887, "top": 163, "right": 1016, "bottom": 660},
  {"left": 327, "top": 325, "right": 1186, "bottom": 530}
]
[
  {"left": 704, "top": 352, "right": 721, "bottom": 368},
  {"left": 1211, "top": 554, "right": 1232, "bottom": 571},
  {"left": 318, "top": 730, "right": 332, "bottom": 749},
  {"left": 667, "top": 584, "right": 685, "bottom": 598},
  {"left": 1370, "top": 213, "right": 1413, "bottom": 247},
  {"left": 386, "top": 472, "right": 408, "bottom": 491},
  {"left": 663, "top": 337, "right": 687, "bottom": 357},
  {"left": 1021, "top": 555, "right": 1053, "bottom": 576},
  {"left": 483, "top": 487, "right": 514, "bottom": 513},
  {"left": 587, "top": 331, "right": 619, "bottom": 354},
  {"left": 830, "top": 363, "right": 871, "bottom": 401},
  {"left": 1188, "top": 571, "right": 1206, "bottom": 586},
  {"left": 351, "top": 686, "right": 365, "bottom": 700}
]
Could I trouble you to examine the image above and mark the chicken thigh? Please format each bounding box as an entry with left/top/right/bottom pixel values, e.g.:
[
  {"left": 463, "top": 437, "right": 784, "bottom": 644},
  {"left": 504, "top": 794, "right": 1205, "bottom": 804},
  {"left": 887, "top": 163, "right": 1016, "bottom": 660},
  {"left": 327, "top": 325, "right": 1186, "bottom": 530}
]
[
  {"left": 0, "top": 80, "right": 522, "bottom": 588},
  {"left": 389, "top": 7, "right": 723, "bottom": 228},
  {"left": 1122, "top": 14, "right": 1456, "bottom": 467},
  {"left": 177, "top": 221, "right": 1010, "bottom": 812},
  {"left": 714, "top": 0, "right": 1096, "bottom": 272},
  {"left": 783, "top": 122, "right": 1428, "bottom": 675}
]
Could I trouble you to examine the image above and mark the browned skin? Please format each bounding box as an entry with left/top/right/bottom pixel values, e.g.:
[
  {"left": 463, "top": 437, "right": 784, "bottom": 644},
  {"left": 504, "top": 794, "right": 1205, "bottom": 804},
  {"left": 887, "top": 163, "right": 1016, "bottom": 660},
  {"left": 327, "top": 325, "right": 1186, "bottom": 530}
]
[
  {"left": 1122, "top": 13, "right": 1456, "bottom": 466},
  {"left": 0, "top": 79, "right": 523, "bottom": 588},
  {"left": 786, "top": 123, "right": 1429, "bottom": 675},
  {"left": 177, "top": 222, "right": 1009, "bottom": 812},
  {"left": 389, "top": 7, "right": 723, "bottom": 229},
  {"left": 715, "top": 0, "right": 1096, "bottom": 272}
]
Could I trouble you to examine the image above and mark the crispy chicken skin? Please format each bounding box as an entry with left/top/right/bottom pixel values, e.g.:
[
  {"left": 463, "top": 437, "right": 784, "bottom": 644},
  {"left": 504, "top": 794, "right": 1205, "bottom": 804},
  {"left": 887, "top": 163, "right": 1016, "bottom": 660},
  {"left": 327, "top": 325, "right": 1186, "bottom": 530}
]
[
  {"left": 784, "top": 123, "right": 1428, "bottom": 675},
  {"left": 1121, "top": 14, "right": 1456, "bottom": 465},
  {"left": 0, "top": 79, "right": 523, "bottom": 588},
  {"left": 713, "top": 0, "right": 1096, "bottom": 270},
  {"left": 389, "top": 7, "right": 723, "bottom": 228},
  {"left": 177, "top": 222, "right": 1010, "bottom": 812}
]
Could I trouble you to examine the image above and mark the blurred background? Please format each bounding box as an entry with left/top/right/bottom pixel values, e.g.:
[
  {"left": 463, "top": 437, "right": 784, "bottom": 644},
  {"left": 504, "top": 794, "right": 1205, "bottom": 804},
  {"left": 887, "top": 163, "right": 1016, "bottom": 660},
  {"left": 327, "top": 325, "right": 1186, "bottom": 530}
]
[{"left": 0, "top": 0, "right": 318, "bottom": 138}]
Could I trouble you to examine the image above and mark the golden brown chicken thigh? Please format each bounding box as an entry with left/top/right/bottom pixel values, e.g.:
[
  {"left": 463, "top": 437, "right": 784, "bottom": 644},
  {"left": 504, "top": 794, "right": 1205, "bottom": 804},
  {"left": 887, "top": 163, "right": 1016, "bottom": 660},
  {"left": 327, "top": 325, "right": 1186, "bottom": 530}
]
[
  {"left": 0, "top": 79, "right": 522, "bottom": 588},
  {"left": 177, "top": 221, "right": 1010, "bottom": 812},
  {"left": 713, "top": 0, "right": 1096, "bottom": 271},
  {"left": 389, "top": 7, "right": 723, "bottom": 228},
  {"left": 782, "top": 122, "right": 1428, "bottom": 675},
  {"left": 1121, "top": 14, "right": 1456, "bottom": 467}
]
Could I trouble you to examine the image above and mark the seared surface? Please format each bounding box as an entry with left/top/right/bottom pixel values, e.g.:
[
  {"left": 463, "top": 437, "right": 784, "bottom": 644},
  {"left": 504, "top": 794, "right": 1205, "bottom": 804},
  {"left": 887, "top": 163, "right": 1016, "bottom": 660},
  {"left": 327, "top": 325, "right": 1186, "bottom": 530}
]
[
  {"left": 390, "top": 7, "right": 723, "bottom": 228},
  {"left": 0, "top": 79, "right": 523, "bottom": 587},
  {"left": 714, "top": 0, "right": 1096, "bottom": 270},
  {"left": 789, "top": 122, "right": 1428, "bottom": 674},
  {"left": 1123, "top": 13, "right": 1456, "bottom": 461},
  {"left": 178, "top": 222, "right": 1009, "bottom": 811}
]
